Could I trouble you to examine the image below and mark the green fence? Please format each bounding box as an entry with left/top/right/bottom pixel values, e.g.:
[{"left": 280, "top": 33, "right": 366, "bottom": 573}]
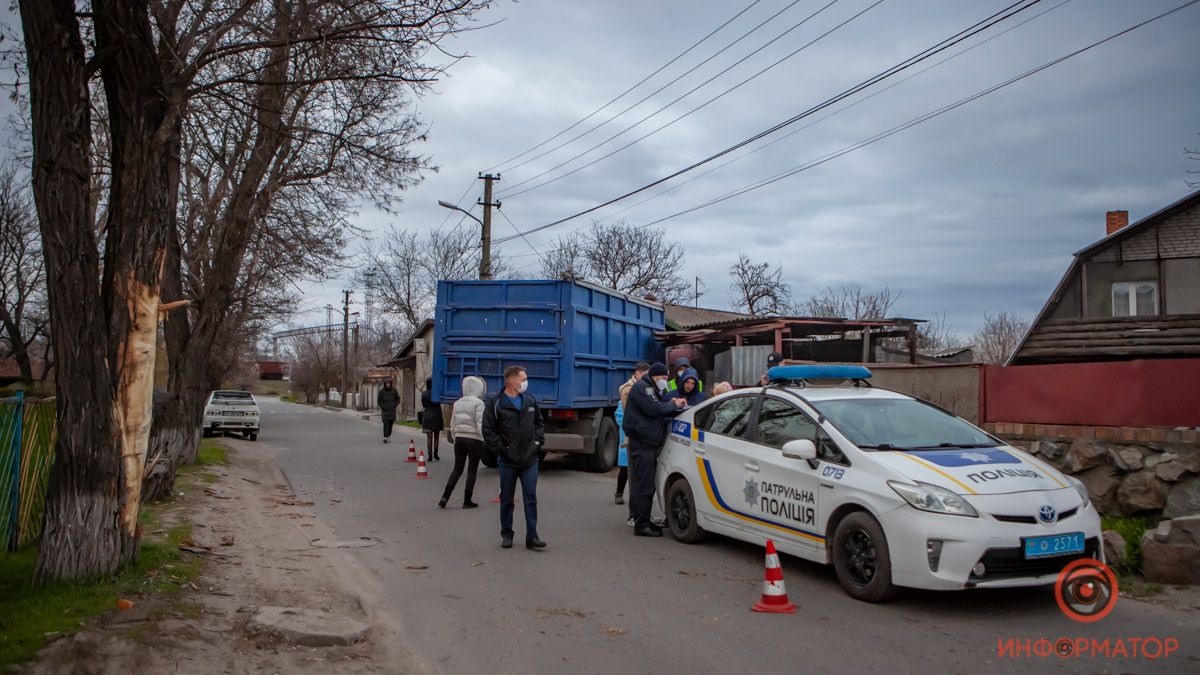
[{"left": 0, "top": 392, "right": 57, "bottom": 551}]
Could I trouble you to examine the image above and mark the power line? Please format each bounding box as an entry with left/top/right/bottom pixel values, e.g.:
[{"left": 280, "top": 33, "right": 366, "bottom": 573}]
[
  {"left": 493, "top": 0, "right": 1046, "bottom": 244},
  {"left": 495, "top": 0, "right": 809, "bottom": 178},
  {"left": 486, "top": 0, "right": 768, "bottom": 173},
  {"left": 497, "top": 207, "right": 547, "bottom": 269},
  {"left": 585, "top": 0, "right": 1076, "bottom": 229},
  {"left": 635, "top": 0, "right": 1200, "bottom": 230},
  {"left": 498, "top": 0, "right": 856, "bottom": 199}
]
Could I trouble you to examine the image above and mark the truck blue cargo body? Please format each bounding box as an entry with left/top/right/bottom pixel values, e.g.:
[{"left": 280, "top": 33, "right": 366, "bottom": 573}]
[{"left": 432, "top": 279, "right": 665, "bottom": 409}]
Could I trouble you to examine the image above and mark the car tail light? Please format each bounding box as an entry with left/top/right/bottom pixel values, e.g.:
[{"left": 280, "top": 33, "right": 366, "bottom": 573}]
[{"left": 547, "top": 410, "right": 578, "bottom": 420}]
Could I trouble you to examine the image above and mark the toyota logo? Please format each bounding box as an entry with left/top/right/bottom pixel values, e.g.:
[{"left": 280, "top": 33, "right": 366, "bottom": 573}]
[{"left": 1038, "top": 504, "right": 1058, "bottom": 524}]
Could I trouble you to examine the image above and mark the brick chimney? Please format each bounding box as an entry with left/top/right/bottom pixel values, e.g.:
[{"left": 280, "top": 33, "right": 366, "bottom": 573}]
[{"left": 1105, "top": 210, "right": 1128, "bottom": 236}]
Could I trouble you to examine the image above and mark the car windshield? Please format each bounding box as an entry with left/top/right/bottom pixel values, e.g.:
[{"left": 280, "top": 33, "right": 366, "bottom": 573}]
[
  {"left": 808, "top": 398, "right": 996, "bottom": 450},
  {"left": 213, "top": 392, "right": 253, "bottom": 403}
]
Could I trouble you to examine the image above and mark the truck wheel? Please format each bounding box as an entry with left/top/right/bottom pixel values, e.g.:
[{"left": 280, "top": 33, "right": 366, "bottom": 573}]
[
  {"left": 832, "top": 512, "right": 898, "bottom": 602},
  {"left": 666, "top": 479, "right": 708, "bottom": 544},
  {"left": 584, "top": 417, "right": 618, "bottom": 473},
  {"left": 480, "top": 449, "right": 498, "bottom": 468}
]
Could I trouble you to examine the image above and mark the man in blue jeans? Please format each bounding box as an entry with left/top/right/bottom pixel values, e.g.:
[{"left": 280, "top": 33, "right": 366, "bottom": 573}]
[{"left": 482, "top": 365, "right": 547, "bottom": 550}]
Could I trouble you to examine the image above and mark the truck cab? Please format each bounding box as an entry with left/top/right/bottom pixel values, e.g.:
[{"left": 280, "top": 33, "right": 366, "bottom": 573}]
[{"left": 432, "top": 279, "right": 665, "bottom": 472}]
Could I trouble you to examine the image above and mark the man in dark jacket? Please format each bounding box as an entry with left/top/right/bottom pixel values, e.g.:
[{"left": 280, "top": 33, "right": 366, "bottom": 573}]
[
  {"left": 622, "top": 362, "right": 684, "bottom": 537},
  {"left": 376, "top": 379, "right": 400, "bottom": 443},
  {"left": 482, "top": 365, "right": 547, "bottom": 550}
]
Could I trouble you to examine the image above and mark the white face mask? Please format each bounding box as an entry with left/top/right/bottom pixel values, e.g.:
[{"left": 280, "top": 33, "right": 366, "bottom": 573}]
[
  {"left": 655, "top": 379, "right": 668, "bottom": 391},
  {"left": 518, "top": 380, "right": 528, "bottom": 393}
]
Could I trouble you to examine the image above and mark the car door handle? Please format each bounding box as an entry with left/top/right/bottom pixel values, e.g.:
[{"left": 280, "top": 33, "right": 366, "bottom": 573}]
[
  {"left": 820, "top": 482, "right": 835, "bottom": 489},
  {"left": 693, "top": 446, "right": 706, "bottom": 455},
  {"left": 743, "top": 462, "right": 760, "bottom": 472}
]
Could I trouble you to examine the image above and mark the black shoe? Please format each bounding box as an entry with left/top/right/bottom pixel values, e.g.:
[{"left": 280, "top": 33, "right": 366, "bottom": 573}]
[
  {"left": 614, "top": 493, "right": 625, "bottom": 505},
  {"left": 501, "top": 538, "right": 513, "bottom": 549},
  {"left": 462, "top": 501, "right": 478, "bottom": 509},
  {"left": 438, "top": 498, "right": 447, "bottom": 509},
  {"left": 383, "top": 438, "right": 389, "bottom": 444},
  {"left": 634, "top": 525, "right": 664, "bottom": 537},
  {"left": 526, "top": 539, "right": 547, "bottom": 550}
]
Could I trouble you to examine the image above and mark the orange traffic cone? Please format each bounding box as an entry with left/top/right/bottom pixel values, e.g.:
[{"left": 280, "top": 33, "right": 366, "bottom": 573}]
[
  {"left": 415, "top": 450, "right": 430, "bottom": 479},
  {"left": 752, "top": 540, "right": 797, "bottom": 614},
  {"left": 405, "top": 439, "right": 417, "bottom": 463}
]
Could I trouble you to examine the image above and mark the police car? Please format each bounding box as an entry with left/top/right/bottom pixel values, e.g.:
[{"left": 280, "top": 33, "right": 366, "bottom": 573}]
[{"left": 656, "top": 365, "right": 1102, "bottom": 602}]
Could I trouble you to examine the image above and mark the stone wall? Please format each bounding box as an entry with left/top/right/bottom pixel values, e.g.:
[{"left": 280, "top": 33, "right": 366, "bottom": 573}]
[{"left": 997, "top": 435, "right": 1200, "bottom": 519}]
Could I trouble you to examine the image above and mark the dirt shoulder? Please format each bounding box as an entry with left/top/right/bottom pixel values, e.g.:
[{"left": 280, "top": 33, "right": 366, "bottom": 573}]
[{"left": 24, "top": 444, "right": 422, "bottom": 674}]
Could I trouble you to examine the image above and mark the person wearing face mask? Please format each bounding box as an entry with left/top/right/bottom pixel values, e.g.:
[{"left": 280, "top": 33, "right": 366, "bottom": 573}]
[
  {"left": 621, "top": 361, "right": 685, "bottom": 537},
  {"left": 482, "top": 365, "right": 547, "bottom": 550}
]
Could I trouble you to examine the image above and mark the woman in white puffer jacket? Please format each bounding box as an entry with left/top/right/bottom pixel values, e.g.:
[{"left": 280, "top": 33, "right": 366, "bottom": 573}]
[{"left": 439, "top": 376, "right": 487, "bottom": 509}]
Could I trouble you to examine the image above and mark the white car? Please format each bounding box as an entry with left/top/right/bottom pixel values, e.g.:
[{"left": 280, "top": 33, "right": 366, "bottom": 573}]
[
  {"left": 202, "top": 390, "right": 261, "bottom": 441},
  {"left": 656, "top": 365, "right": 1101, "bottom": 602}
]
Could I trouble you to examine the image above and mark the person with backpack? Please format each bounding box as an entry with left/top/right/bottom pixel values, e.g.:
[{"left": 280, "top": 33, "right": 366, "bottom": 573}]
[
  {"left": 440, "top": 376, "right": 487, "bottom": 509},
  {"left": 482, "top": 365, "right": 547, "bottom": 550}
]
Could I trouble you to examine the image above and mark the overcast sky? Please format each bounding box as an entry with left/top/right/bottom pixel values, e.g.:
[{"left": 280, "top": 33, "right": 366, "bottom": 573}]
[{"left": 11, "top": 1, "right": 1200, "bottom": 339}]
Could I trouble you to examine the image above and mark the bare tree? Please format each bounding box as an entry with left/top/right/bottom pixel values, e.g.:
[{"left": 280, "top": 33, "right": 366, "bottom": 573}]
[
  {"left": 974, "top": 312, "right": 1031, "bottom": 364},
  {"left": 915, "top": 311, "right": 963, "bottom": 352},
  {"left": 286, "top": 334, "right": 341, "bottom": 404},
  {"left": 369, "top": 225, "right": 512, "bottom": 339},
  {"left": 728, "top": 253, "right": 792, "bottom": 317},
  {"left": 0, "top": 163, "right": 49, "bottom": 384},
  {"left": 540, "top": 222, "right": 688, "bottom": 302},
  {"left": 799, "top": 283, "right": 899, "bottom": 320}
]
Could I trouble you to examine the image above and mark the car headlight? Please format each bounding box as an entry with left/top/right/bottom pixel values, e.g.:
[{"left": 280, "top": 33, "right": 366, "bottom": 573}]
[
  {"left": 1067, "top": 475, "right": 1091, "bottom": 509},
  {"left": 888, "top": 481, "right": 978, "bottom": 517}
]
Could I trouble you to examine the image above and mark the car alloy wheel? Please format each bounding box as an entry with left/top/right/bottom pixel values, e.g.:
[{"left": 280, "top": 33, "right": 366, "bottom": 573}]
[{"left": 843, "top": 528, "right": 877, "bottom": 588}]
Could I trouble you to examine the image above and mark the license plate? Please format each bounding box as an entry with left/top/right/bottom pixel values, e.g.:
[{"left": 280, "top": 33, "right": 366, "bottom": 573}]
[{"left": 1023, "top": 532, "right": 1085, "bottom": 559}]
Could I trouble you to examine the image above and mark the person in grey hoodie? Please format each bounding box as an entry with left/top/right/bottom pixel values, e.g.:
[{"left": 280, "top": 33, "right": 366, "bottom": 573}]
[{"left": 440, "top": 376, "right": 486, "bottom": 509}]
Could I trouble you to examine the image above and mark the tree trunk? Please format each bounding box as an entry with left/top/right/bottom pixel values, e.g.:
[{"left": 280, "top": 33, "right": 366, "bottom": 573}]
[{"left": 20, "top": 0, "right": 134, "bottom": 581}]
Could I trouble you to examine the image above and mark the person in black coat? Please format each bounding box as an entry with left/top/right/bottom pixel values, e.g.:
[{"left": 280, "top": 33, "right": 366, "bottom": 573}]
[
  {"left": 376, "top": 379, "right": 400, "bottom": 443},
  {"left": 421, "top": 377, "right": 444, "bottom": 461},
  {"left": 622, "top": 362, "right": 685, "bottom": 537},
  {"left": 482, "top": 365, "right": 547, "bottom": 550}
]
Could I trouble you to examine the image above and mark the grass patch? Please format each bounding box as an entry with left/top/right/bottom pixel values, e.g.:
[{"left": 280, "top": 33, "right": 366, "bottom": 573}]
[
  {"left": 1102, "top": 515, "right": 1155, "bottom": 575},
  {"left": 0, "top": 442, "right": 221, "bottom": 667},
  {"left": 399, "top": 420, "right": 422, "bottom": 429}
]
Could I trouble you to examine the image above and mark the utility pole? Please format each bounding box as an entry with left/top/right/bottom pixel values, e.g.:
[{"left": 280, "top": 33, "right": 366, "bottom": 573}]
[
  {"left": 341, "top": 289, "right": 352, "bottom": 409},
  {"left": 478, "top": 173, "right": 500, "bottom": 280},
  {"left": 693, "top": 275, "right": 706, "bottom": 308}
]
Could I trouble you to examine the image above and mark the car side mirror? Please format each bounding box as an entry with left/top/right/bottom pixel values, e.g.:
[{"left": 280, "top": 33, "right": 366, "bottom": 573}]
[{"left": 782, "top": 439, "right": 817, "bottom": 461}]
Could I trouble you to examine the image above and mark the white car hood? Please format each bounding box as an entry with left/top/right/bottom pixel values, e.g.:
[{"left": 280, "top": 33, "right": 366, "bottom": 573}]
[{"left": 873, "top": 446, "right": 1071, "bottom": 495}]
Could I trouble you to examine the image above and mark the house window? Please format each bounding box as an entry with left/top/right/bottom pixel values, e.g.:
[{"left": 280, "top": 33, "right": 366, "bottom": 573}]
[{"left": 1111, "top": 281, "right": 1158, "bottom": 317}]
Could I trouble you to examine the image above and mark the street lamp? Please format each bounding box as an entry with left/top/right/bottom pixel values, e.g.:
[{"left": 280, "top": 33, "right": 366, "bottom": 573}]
[
  {"left": 438, "top": 198, "right": 492, "bottom": 280},
  {"left": 437, "top": 200, "right": 483, "bottom": 226}
]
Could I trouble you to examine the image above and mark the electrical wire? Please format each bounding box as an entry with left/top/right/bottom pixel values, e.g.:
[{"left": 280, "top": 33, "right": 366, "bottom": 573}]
[
  {"left": 494, "top": 0, "right": 809, "bottom": 178},
  {"left": 634, "top": 0, "right": 1200, "bottom": 230},
  {"left": 493, "top": 0, "right": 1045, "bottom": 244},
  {"left": 486, "top": 0, "right": 768, "bottom": 173}
]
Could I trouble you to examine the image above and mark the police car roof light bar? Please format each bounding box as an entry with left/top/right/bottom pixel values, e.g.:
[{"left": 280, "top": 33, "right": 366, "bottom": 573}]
[{"left": 766, "top": 365, "right": 873, "bottom": 388}]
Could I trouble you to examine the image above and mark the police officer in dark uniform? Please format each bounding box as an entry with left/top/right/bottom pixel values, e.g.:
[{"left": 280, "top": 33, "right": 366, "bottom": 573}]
[{"left": 622, "top": 362, "right": 685, "bottom": 537}]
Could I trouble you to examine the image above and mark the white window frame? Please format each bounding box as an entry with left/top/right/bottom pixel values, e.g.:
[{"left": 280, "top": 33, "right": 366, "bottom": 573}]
[{"left": 1111, "top": 280, "right": 1158, "bottom": 317}]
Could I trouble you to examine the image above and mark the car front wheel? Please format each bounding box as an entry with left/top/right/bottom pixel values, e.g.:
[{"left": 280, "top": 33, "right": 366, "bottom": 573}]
[
  {"left": 666, "top": 479, "right": 708, "bottom": 544},
  {"left": 832, "top": 512, "right": 898, "bottom": 602}
]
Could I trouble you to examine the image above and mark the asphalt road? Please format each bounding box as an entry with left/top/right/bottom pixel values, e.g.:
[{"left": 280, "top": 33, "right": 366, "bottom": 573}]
[{"left": 247, "top": 397, "right": 1199, "bottom": 674}]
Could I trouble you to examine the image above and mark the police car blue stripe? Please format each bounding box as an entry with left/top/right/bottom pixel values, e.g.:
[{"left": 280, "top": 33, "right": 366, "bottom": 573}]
[{"left": 698, "top": 458, "right": 825, "bottom": 543}]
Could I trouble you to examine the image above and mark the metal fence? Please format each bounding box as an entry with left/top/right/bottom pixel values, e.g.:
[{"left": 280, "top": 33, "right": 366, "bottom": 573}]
[{"left": 0, "top": 392, "right": 57, "bottom": 551}]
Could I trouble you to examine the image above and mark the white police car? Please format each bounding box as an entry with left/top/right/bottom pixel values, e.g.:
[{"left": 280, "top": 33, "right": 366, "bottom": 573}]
[{"left": 656, "top": 365, "right": 1102, "bottom": 602}]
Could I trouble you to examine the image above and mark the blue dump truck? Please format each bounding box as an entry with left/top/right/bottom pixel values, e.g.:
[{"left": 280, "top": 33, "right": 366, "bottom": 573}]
[{"left": 432, "top": 279, "right": 665, "bottom": 472}]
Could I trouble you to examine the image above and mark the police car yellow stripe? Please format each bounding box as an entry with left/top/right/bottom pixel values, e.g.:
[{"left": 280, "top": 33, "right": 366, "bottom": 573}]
[
  {"left": 1016, "top": 452, "right": 1068, "bottom": 488},
  {"left": 695, "top": 457, "right": 825, "bottom": 544},
  {"left": 888, "top": 452, "right": 979, "bottom": 495}
]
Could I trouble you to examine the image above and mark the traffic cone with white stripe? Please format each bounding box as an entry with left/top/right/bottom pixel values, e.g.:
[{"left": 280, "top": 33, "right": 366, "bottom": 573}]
[
  {"left": 752, "top": 539, "right": 797, "bottom": 614},
  {"left": 415, "top": 450, "right": 430, "bottom": 479},
  {"left": 405, "top": 439, "right": 417, "bottom": 463}
]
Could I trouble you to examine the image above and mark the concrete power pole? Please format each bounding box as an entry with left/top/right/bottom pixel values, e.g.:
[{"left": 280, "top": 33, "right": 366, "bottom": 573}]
[
  {"left": 342, "top": 289, "right": 352, "bottom": 409},
  {"left": 478, "top": 173, "right": 500, "bottom": 280}
]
